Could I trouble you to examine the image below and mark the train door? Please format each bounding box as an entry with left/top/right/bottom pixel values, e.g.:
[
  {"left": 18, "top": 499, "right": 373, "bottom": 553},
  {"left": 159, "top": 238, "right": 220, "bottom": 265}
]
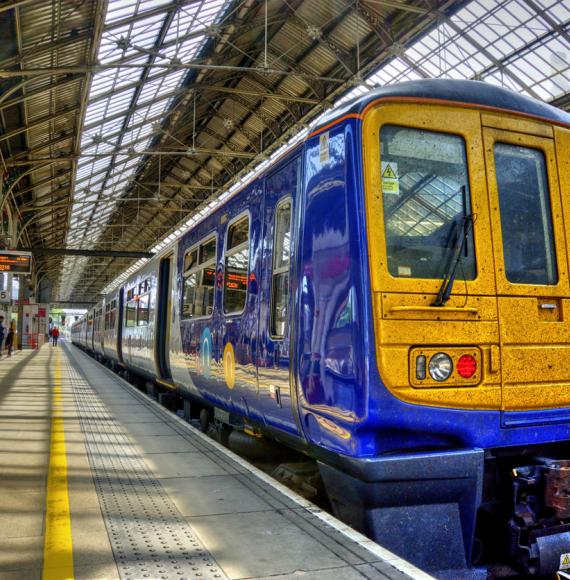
[
  {"left": 257, "top": 159, "right": 300, "bottom": 434},
  {"left": 483, "top": 125, "right": 570, "bottom": 412},
  {"left": 155, "top": 255, "right": 172, "bottom": 379},
  {"left": 117, "top": 287, "right": 124, "bottom": 364}
]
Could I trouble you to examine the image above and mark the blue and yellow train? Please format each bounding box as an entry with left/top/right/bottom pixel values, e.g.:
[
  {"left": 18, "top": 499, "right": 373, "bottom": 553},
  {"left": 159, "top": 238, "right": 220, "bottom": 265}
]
[{"left": 72, "top": 79, "right": 570, "bottom": 578}]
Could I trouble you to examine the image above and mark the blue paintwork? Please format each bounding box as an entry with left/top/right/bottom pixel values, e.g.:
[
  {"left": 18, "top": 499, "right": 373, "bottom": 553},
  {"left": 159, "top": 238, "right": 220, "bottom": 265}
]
[
  {"left": 73, "top": 79, "right": 570, "bottom": 463},
  {"left": 69, "top": 79, "right": 570, "bottom": 574}
]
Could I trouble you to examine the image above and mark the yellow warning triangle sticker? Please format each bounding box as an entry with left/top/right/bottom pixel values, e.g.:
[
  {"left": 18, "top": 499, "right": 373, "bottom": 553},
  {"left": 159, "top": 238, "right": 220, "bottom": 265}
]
[
  {"left": 382, "top": 164, "right": 397, "bottom": 179},
  {"left": 563, "top": 555, "right": 570, "bottom": 565}
]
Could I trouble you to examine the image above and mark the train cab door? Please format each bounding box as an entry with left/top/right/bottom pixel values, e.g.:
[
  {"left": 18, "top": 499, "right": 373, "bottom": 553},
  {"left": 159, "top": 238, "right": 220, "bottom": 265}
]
[
  {"left": 257, "top": 159, "right": 300, "bottom": 435},
  {"left": 482, "top": 123, "right": 570, "bottom": 412}
]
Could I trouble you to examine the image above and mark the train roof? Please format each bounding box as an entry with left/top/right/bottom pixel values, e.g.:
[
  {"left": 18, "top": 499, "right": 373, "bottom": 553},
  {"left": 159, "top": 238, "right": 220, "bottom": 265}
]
[{"left": 313, "top": 79, "right": 570, "bottom": 133}]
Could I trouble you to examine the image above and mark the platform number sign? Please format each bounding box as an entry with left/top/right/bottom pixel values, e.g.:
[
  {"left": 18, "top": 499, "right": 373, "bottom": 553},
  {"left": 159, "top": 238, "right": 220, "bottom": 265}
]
[{"left": 0, "top": 291, "right": 8, "bottom": 303}]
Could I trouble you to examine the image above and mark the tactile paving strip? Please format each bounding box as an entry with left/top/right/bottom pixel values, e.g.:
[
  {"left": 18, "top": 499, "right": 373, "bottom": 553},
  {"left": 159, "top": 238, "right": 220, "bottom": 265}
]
[{"left": 65, "top": 359, "right": 227, "bottom": 580}]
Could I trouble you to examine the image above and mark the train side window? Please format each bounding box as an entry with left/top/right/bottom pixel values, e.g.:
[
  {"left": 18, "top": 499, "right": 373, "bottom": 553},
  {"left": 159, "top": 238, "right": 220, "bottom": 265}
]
[
  {"left": 494, "top": 143, "right": 557, "bottom": 285},
  {"left": 224, "top": 215, "right": 250, "bottom": 314},
  {"left": 110, "top": 300, "right": 117, "bottom": 328},
  {"left": 380, "top": 125, "right": 475, "bottom": 280},
  {"left": 271, "top": 200, "right": 292, "bottom": 337},
  {"left": 182, "top": 235, "right": 216, "bottom": 319},
  {"left": 137, "top": 294, "right": 150, "bottom": 326},
  {"left": 125, "top": 295, "right": 136, "bottom": 327}
]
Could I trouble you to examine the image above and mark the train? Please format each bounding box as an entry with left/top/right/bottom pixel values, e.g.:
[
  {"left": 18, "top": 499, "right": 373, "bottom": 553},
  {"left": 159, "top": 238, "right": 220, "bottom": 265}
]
[{"left": 72, "top": 79, "right": 570, "bottom": 578}]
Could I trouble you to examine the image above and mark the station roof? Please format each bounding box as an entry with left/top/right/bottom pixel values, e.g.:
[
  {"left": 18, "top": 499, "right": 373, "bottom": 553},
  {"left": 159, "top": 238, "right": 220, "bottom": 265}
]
[{"left": 0, "top": 0, "right": 568, "bottom": 301}]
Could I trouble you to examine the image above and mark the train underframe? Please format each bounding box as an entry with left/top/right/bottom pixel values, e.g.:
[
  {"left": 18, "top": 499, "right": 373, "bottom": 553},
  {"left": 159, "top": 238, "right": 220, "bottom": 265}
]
[{"left": 320, "top": 443, "right": 570, "bottom": 578}]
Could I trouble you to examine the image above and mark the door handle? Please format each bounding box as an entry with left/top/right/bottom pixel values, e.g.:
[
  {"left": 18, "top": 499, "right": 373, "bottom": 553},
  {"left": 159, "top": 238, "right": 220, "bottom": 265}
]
[{"left": 540, "top": 303, "right": 557, "bottom": 310}]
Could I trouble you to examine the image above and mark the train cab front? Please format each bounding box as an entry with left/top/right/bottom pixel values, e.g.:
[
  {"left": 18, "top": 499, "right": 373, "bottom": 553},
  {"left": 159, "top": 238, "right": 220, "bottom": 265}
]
[{"left": 318, "top": 92, "right": 570, "bottom": 578}]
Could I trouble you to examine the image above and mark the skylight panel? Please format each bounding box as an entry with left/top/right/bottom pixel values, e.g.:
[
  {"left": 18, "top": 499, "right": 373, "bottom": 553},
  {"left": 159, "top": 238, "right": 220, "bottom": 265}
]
[
  {"left": 90, "top": 72, "right": 119, "bottom": 98},
  {"left": 139, "top": 0, "right": 171, "bottom": 12},
  {"left": 105, "top": 0, "right": 137, "bottom": 24},
  {"left": 163, "top": 11, "right": 199, "bottom": 43}
]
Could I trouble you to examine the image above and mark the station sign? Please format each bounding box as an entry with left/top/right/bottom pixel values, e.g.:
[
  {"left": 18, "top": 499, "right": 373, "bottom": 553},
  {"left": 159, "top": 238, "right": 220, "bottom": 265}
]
[{"left": 0, "top": 250, "right": 32, "bottom": 274}]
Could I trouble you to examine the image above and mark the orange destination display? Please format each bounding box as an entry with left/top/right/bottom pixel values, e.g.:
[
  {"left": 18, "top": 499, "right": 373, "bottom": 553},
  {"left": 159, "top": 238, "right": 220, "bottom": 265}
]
[{"left": 0, "top": 251, "right": 32, "bottom": 274}]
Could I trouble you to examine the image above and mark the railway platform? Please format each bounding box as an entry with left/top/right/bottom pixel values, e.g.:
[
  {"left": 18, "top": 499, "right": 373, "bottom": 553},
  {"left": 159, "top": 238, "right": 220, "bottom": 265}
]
[{"left": 0, "top": 341, "right": 431, "bottom": 580}]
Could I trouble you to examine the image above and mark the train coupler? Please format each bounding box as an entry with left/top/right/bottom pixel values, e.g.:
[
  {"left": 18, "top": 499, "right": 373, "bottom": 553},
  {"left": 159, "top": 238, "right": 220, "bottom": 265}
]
[{"left": 509, "top": 459, "right": 570, "bottom": 575}]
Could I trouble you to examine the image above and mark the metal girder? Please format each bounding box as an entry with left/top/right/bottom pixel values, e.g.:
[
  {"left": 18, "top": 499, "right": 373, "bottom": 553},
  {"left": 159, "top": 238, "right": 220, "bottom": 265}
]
[
  {"left": 83, "top": 86, "right": 182, "bottom": 133},
  {"left": 103, "top": 0, "right": 200, "bottom": 32},
  {"left": 3, "top": 133, "right": 74, "bottom": 164},
  {"left": 20, "top": 200, "right": 195, "bottom": 213},
  {"left": 0, "top": 63, "right": 345, "bottom": 84},
  {"left": 5, "top": 147, "right": 257, "bottom": 164},
  {"left": 22, "top": 248, "right": 154, "bottom": 258},
  {"left": 0, "top": 33, "right": 91, "bottom": 69},
  {"left": 0, "top": 106, "right": 80, "bottom": 142},
  {"left": 288, "top": 13, "right": 354, "bottom": 77},
  {"left": 0, "top": 74, "right": 84, "bottom": 111},
  {"left": 441, "top": 16, "right": 542, "bottom": 99},
  {"left": 0, "top": 0, "right": 44, "bottom": 14},
  {"left": 520, "top": 0, "right": 570, "bottom": 46},
  {"left": 13, "top": 169, "right": 72, "bottom": 199},
  {"left": 364, "top": 0, "right": 430, "bottom": 14}
]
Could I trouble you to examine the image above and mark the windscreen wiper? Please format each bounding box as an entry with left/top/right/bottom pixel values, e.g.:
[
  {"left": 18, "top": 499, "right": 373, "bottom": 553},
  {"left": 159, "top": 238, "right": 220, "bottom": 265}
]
[{"left": 432, "top": 188, "right": 473, "bottom": 307}]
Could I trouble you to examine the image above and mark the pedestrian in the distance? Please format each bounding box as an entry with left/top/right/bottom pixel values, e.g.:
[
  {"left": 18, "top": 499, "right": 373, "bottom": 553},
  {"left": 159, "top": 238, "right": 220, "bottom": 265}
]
[
  {"left": 5, "top": 324, "right": 14, "bottom": 357},
  {"left": 52, "top": 326, "right": 59, "bottom": 347},
  {"left": 0, "top": 316, "right": 5, "bottom": 357}
]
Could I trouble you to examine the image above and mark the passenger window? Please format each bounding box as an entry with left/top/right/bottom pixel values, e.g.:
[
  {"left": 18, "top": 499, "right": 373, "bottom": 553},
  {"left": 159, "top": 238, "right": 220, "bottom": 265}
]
[
  {"left": 137, "top": 294, "right": 150, "bottom": 326},
  {"left": 271, "top": 200, "right": 292, "bottom": 337},
  {"left": 182, "top": 236, "right": 216, "bottom": 319},
  {"left": 224, "top": 216, "right": 250, "bottom": 314},
  {"left": 494, "top": 143, "right": 557, "bottom": 285},
  {"left": 125, "top": 296, "right": 136, "bottom": 327},
  {"left": 380, "top": 125, "right": 475, "bottom": 280}
]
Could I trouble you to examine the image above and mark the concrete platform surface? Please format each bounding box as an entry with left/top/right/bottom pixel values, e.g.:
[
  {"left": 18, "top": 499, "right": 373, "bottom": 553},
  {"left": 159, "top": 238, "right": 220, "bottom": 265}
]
[{"left": 0, "top": 342, "right": 433, "bottom": 580}]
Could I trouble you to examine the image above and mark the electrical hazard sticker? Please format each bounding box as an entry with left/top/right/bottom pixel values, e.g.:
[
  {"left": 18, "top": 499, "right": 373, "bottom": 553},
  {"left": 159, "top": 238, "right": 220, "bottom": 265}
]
[
  {"left": 560, "top": 553, "right": 570, "bottom": 570},
  {"left": 381, "top": 161, "right": 399, "bottom": 196}
]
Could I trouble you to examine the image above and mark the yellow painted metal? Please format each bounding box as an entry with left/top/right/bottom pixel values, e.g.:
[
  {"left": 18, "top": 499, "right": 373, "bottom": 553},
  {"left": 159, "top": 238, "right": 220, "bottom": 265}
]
[
  {"left": 483, "top": 126, "right": 570, "bottom": 410},
  {"left": 43, "top": 348, "right": 74, "bottom": 580},
  {"left": 482, "top": 128, "right": 568, "bottom": 297},
  {"left": 363, "top": 104, "right": 497, "bottom": 299},
  {"left": 481, "top": 112, "right": 554, "bottom": 138},
  {"left": 363, "top": 101, "right": 570, "bottom": 411},
  {"left": 362, "top": 103, "right": 501, "bottom": 409}
]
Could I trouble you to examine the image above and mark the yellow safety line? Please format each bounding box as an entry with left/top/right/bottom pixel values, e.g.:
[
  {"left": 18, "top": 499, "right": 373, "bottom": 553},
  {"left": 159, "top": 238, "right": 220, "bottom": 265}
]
[{"left": 43, "top": 348, "right": 74, "bottom": 580}]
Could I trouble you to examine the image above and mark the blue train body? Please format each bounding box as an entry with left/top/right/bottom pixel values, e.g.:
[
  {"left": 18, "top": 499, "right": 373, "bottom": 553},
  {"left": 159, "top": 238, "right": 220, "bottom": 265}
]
[{"left": 72, "top": 80, "right": 570, "bottom": 578}]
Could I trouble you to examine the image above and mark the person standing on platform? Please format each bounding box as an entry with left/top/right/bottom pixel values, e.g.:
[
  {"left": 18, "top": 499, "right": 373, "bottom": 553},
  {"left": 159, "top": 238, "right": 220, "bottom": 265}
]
[
  {"left": 5, "top": 323, "right": 14, "bottom": 357},
  {"left": 51, "top": 326, "right": 59, "bottom": 347},
  {"left": 0, "top": 316, "right": 5, "bottom": 358}
]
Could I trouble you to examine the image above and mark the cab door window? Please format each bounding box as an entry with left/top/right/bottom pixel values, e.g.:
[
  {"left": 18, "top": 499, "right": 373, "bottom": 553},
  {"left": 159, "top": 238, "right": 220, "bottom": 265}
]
[
  {"left": 380, "top": 125, "right": 475, "bottom": 280},
  {"left": 494, "top": 143, "right": 557, "bottom": 285}
]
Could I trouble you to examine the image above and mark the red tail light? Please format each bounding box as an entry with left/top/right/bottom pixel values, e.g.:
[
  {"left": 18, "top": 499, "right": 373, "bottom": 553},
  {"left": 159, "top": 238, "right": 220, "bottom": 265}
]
[{"left": 457, "top": 354, "right": 477, "bottom": 378}]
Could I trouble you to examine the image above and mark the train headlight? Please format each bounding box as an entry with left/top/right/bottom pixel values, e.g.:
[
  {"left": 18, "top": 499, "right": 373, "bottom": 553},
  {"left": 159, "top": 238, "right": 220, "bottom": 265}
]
[{"left": 428, "top": 353, "right": 453, "bottom": 382}]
